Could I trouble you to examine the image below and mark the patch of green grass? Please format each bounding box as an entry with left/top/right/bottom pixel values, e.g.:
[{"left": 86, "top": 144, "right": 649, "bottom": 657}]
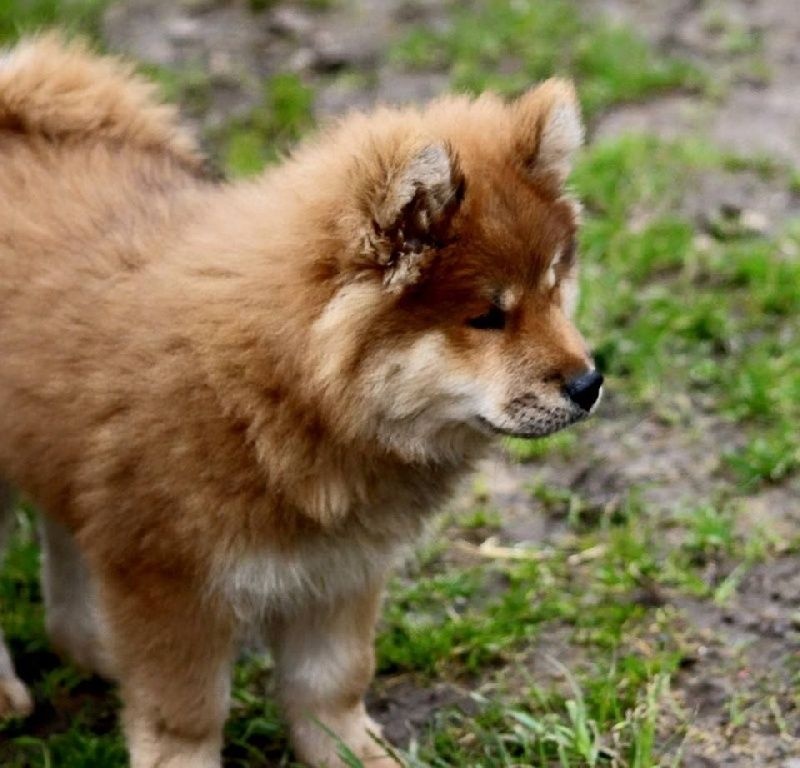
[
  {"left": 393, "top": 0, "right": 702, "bottom": 119},
  {"left": 400, "top": 672, "right": 670, "bottom": 768},
  {"left": 726, "top": 428, "right": 799, "bottom": 487},
  {"left": 211, "top": 73, "right": 315, "bottom": 176},
  {"left": 143, "top": 64, "right": 315, "bottom": 178},
  {"left": 0, "top": 484, "right": 766, "bottom": 767},
  {"left": 3, "top": 734, "right": 126, "bottom": 768},
  {"left": 140, "top": 63, "right": 214, "bottom": 116},
  {"left": 678, "top": 503, "right": 736, "bottom": 561},
  {"left": 571, "top": 135, "right": 800, "bottom": 485},
  {"left": 0, "top": 508, "right": 43, "bottom": 645},
  {"left": 142, "top": 63, "right": 314, "bottom": 178},
  {"left": 529, "top": 481, "right": 635, "bottom": 533},
  {"left": 0, "top": 0, "right": 110, "bottom": 44},
  {"left": 365, "top": 491, "right": 707, "bottom": 766},
  {"left": 701, "top": 6, "right": 769, "bottom": 85},
  {"left": 247, "top": 0, "right": 279, "bottom": 12},
  {"left": 0, "top": 512, "right": 124, "bottom": 767},
  {"left": 223, "top": 657, "right": 290, "bottom": 767},
  {"left": 457, "top": 504, "right": 502, "bottom": 531},
  {"left": 504, "top": 430, "right": 578, "bottom": 462}
]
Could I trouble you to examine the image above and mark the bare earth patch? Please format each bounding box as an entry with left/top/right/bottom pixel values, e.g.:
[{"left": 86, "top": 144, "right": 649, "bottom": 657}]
[
  {"left": 663, "top": 554, "right": 800, "bottom": 766},
  {"left": 469, "top": 421, "right": 800, "bottom": 763},
  {"left": 591, "top": 0, "right": 800, "bottom": 167},
  {"left": 369, "top": 677, "right": 476, "bottom": 748},
  {"left": 103, "top": 0, "right": 451, "bottom": 133}
]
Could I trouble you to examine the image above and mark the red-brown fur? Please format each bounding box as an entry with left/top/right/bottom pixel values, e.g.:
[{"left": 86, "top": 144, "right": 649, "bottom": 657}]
[{"left": 0, "top": 35, "right": 598, "bottom": 767}]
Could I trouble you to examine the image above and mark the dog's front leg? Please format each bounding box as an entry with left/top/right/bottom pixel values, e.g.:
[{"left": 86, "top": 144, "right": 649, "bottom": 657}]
[
  {"left": 98, "top": 577, "right": 235, "bottom": 768},
  {"left": 271, "top": 579, "right": 397, "bottom": 768}
]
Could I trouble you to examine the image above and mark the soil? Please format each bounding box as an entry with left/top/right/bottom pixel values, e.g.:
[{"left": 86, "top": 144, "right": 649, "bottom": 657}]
[
  {"left": 591, "top": 0, "right": 800, "bottom": 167},
  {"left": 368, "top": 678, "right": 477, "bottom": 748},
  {"left": 103, "top": 0, "right": 451, "bottom": 133},
  {"left": 98, "top": 1, "right": 800, "bottom": 764}
]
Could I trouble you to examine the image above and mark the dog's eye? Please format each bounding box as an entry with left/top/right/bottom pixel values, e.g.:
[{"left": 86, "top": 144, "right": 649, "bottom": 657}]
[{"left": 467, "top": 305, "right": 506, "bottom": 331}]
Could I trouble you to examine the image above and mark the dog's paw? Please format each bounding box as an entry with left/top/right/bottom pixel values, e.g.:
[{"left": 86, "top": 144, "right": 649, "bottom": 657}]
[
  {"left": 293, "top": 713, "right": 400, "bottom": 768},
  {"left": 342, "top": 718, "right": 398, "bottom": 768},
  {"left": 357, "top": 754, "right": 400, "bottom": 768},
  {"left": 0, "top": 676, "right": 33, "bottom": 719}
]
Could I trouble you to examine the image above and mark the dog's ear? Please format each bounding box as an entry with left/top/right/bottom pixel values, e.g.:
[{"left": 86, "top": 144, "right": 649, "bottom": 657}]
[
  {"left": 512, "top": 79, "right": 583, "bottom": 191},
  {"left": 366, "top": 142, "right": 465, "bottom": 291}
]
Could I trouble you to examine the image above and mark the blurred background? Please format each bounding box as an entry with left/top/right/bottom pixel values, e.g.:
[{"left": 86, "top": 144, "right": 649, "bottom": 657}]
[{"left": 1, "top": 1, "right": 798, "bottom": 766}]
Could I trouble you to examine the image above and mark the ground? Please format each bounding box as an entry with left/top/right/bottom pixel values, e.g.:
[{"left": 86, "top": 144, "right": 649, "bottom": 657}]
[{"left": 1, "top": 1, "right": 799, "bottom": 766}]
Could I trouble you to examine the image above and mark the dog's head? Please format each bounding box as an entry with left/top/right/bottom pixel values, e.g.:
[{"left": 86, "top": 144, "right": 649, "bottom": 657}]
[{"left": 308, "top": 81, "right": 601, "bottom": 458}]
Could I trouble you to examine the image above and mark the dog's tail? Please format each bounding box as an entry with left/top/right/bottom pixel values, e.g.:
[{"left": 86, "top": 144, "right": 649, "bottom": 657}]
[{"left": 0, "top": 33, "right": 204, "bottom": 172}]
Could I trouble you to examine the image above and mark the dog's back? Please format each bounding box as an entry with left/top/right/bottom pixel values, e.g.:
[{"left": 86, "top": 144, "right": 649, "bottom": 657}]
[
  {"left": 0, "top": 34, "right": 209, "bottom": 279},
  {"left": 0, "top": 35, "right": 212, "bottom": 514}
]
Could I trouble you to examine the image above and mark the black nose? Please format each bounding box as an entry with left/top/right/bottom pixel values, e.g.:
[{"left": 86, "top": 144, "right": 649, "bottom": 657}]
[{"left": 564, "top": 370, "right": 604, "bottom": 412}]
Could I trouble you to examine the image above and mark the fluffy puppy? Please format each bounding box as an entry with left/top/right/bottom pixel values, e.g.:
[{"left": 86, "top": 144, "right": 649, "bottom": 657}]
[{"left": 0, "top": 35, "right": 602, "bottom": 768}]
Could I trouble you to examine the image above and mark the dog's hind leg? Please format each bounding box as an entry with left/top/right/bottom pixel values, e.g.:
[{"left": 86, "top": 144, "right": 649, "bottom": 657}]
[
  {"left": 0, "top": 481, "right": 33, "bottom": 718},
  {"left": 39, "top": 515, "right": 112, "bottom": 678}
]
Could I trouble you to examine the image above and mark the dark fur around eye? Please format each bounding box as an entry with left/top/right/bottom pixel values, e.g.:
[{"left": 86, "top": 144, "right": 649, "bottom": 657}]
[
  {"left": 561, "top": 238, "right": 577, "bottom": 269},
  {"left": 467, "top": 304, "right": 506, "bottom": 330}
]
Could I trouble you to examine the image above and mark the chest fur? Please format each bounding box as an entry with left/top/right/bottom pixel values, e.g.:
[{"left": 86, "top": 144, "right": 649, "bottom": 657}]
[
  {"left": 214, "top": 528, "right": 409, "bottom": 626},
  {"left": 212, "top": 440, "right": 475, "bottom": 626}
]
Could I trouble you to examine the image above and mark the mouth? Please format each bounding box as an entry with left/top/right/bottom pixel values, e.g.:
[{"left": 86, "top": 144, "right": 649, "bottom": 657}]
[{"left": 474, "top": 412, "right": 585, "bottom": 439}]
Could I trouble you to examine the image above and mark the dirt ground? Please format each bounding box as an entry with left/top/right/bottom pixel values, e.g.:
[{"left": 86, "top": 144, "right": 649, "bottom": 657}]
[{"left": 98, "top": 1, "right": 800, "bottom": 765}]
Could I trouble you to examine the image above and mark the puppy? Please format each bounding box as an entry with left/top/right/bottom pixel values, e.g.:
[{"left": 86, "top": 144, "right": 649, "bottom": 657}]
[{"left": 0, "top": 35, "right": 602, "bottom": 768}]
